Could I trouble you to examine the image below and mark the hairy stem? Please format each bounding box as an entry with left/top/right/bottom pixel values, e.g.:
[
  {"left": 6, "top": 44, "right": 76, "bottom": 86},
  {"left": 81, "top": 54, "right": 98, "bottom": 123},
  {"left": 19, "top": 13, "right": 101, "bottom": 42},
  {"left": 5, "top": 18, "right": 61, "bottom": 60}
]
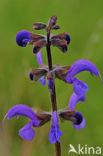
[{"left": 46, "top": 30, "right": 61, "bottom": 156}]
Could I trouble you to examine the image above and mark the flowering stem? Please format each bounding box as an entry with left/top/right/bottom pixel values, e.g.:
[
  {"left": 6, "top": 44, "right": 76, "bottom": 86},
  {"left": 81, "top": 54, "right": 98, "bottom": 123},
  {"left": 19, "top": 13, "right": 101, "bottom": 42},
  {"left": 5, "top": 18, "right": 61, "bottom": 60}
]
[
  {"left": 46, "top": 30, "right": 61, "bottom": 156},
  {"left": 46, "top": 31, "right": 52, "bottom": 71}
]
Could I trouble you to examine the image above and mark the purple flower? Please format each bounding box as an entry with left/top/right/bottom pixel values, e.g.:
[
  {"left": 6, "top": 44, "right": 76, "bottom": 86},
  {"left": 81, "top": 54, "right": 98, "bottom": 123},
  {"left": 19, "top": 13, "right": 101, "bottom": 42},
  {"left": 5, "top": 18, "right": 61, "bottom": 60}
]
[
  {"left": 68, "top": 92, "right": 86, "bottom": 130},
  {"left": 49, "top": 111, "right": 62, "bottom": 144},
  {"left": 16, "top": 31, "right": 31, "bottom": 47},
  {"left": 16, "top": 30, "right": 70, "bottom": 54},
  {"left": 36, "top": 51, "right": 43, "bottom": 65},
  {"left": 73, "top": 112, "right": 86, "bottom": 130},
  {"left": 29, "top": 51, "right": 46, "bottom": 86},
  {"left": 36, "top": 51, "right": 46, "bottom": 86},
  {"left": 73, "top": 78, "right": 88, "bottom": 97},
  {"left": 38, "top": 77, "right": 46, "bottom": 86},
  {"left": 69, "top": 92, "right": 86, "bottom": 111},
  {"left": 67, "top": 60, "right": 99, "bottom": 77},
  {"left": 16, "top": 31, "right": 46, "bottom": 53},
  {"left": 16, "top": 32, "right": 46, "bottom": 86},
  {"left": 66, "top": 60, "right": 99, "bottom": 96},
  {"left": 2, "top": 105, "right": 40, "bottom": 141}
]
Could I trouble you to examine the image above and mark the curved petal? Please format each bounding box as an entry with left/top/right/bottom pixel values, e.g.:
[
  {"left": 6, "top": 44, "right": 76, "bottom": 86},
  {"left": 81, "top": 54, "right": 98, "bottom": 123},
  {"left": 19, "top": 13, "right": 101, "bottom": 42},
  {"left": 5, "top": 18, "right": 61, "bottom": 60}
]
[
  {"left": 72, "top": 112, "right": 86, "bottom": 130},
  {"left": 67, "top": 60, "right": 99, "bottom": 77},
  {"left": 38, "top": 77, "right": 46, "bottom": 86},
  {"left": 35, "top": 51, "right": 46, "bottom": 86},
  {"left": 36, "top": 51, "right": 43, "bottom": 65},
  {"left": 19, "top": 121, "right": 35, "bottom": 141},
  {"left": 73, "top": 78, "right": 88, "bottom": 96},
  {"left": 49, "top": 111, "right": 62, "bottom": 144},
  {"left": 1, "top": 105, "right": 40, "bottom": 131},
  {"left": 16, "top": 31, "right": 31, "bottom": 47},
  {"left": 6, "top": 104, "right": 38, "bottom": 120},
  {"left": 68, "top": 92, "right": 86, "bottom": 110}
]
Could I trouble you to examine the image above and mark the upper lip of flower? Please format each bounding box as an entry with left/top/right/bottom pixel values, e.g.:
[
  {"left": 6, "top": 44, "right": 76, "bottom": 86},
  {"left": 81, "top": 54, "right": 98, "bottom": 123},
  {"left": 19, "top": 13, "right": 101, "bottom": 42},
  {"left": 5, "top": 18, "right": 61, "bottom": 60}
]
[
  {"left": 6, "top": 104, "right": 39, "bottom": 120},
  {"left": 67, "top": 59, "right": 99, "bottom": 77},
  {"left": 64, "top": 59, "right": 100, "bottom": 97}
]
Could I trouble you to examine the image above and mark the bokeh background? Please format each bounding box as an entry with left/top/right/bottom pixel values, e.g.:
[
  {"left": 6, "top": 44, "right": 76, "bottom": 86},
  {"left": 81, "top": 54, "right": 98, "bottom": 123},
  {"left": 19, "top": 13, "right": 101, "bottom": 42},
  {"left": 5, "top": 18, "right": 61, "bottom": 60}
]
[{"left": 0, "top": 0, "right": 103, "bottom": 156}]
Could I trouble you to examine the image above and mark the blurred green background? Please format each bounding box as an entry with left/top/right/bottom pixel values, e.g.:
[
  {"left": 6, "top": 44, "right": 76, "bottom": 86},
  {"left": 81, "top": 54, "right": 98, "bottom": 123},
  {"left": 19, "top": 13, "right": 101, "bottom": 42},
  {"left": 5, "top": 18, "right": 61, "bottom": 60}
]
[{"left": 0, "top": 0, "right": 103, "bottom": 156}]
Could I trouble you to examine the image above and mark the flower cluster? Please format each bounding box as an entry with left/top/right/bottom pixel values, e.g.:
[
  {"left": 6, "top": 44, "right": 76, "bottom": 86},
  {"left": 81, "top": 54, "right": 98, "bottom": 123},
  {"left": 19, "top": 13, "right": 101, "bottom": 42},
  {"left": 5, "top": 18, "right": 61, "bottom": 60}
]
[{"left": 2, "top": 15, "right": 101, "bottom": 146}]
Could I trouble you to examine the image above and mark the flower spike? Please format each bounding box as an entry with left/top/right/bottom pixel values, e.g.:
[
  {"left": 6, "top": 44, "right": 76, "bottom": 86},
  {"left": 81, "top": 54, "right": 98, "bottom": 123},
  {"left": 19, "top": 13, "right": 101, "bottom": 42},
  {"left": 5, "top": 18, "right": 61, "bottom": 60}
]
[{"left": 2, "top": 15, "right": 100, "bottom": 155}]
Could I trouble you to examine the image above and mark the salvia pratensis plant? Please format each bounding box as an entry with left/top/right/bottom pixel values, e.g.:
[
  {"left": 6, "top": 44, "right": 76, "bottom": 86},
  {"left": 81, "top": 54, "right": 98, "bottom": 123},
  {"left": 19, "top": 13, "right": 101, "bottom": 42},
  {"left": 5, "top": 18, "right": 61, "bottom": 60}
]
[{"left": 1, "top": 15, "right": 102, "bottom": 156}]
